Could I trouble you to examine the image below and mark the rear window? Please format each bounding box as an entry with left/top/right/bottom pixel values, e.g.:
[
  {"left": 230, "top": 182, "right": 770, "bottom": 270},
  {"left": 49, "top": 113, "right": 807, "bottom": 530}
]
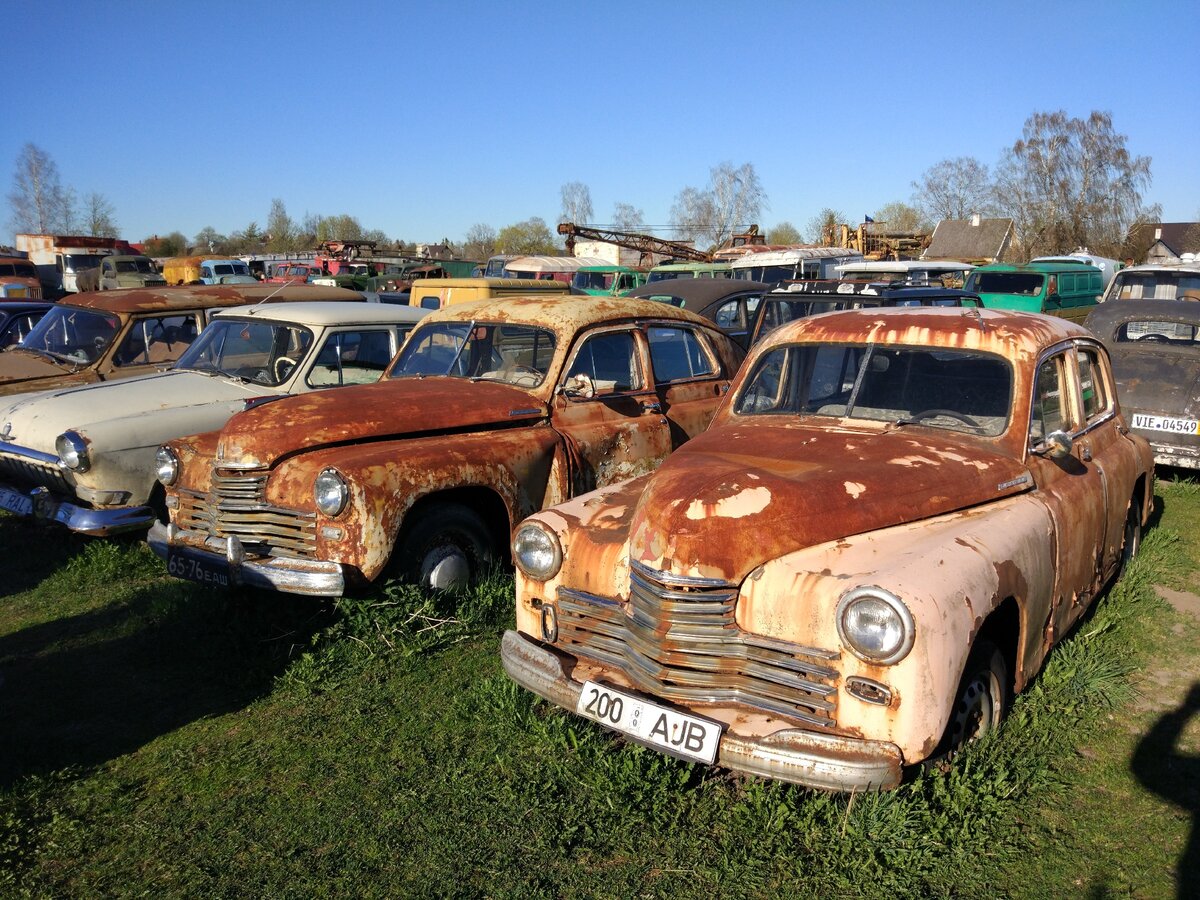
[{"left": 1117, "top": 320, "right": 1200, "bottom": 346}]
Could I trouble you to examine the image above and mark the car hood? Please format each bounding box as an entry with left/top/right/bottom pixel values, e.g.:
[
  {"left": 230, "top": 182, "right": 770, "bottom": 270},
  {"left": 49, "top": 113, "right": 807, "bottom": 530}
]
[
  {"left": 1110, "top": 351, "right": 1200, "bottom": 418},
  {"left": 627, "top": 420, "right": 1032, "bottom": 583},
  {"left": 0, "top": 348, "right": 80, "bottom": 385},
  {"left": 0, "top": 370, "right": 272, "bottom": 451},
  {"left": 216, "top": 377, "right": 546, "bottom": 467}
]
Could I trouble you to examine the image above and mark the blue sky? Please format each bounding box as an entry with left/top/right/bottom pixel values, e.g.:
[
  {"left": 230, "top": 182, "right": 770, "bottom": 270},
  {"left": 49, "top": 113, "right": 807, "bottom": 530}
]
[{"left": 4, "top": 0, "right": 1197, "bottom": 246}]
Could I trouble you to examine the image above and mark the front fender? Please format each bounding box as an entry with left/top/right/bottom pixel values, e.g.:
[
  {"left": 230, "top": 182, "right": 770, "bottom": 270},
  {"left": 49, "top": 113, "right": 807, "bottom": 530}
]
[
  {"left": 268, "top": 428, "right": 561, "bottom": 581},
  {"left": 737, "top": 494, "right": 1055, "bottom": 763}
]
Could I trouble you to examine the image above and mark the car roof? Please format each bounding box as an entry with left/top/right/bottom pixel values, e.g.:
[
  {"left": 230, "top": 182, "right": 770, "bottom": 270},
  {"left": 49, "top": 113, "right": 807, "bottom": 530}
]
[
  {"left": 626, "top": 279, "right": 774, "bottom": 307},
  {"left": 213, "top": 301, "right": 428, "bottom": 326},
  {"left": 60, "top": 284, "right": 364, "bottom": 314},
  {"left": 421, "top": 294, "right": 724, "bottom": 333},
  {"left": 1086, "top": 298, "right": 1200, "bottom": 331},
  {"left": 971, "top": 262, "right": 1101, "bottom": 275},
  {"left": 765, "top": 306, "right": 1091, "bottom": 357}
]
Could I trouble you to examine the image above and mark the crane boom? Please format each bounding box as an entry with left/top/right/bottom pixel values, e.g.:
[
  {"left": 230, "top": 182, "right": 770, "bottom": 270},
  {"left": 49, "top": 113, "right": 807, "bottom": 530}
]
[{"left": 556, "top": 222, "right": 713, "bottom": 264}]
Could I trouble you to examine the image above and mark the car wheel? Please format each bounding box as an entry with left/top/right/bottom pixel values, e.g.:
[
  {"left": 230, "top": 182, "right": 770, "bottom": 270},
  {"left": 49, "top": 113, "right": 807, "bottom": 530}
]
[
  {"left": 1119, "top": 501, "right": 1142, "bottom": 574},
  {"left": 941, "top": 639, "right": 1009, "bottom": 756},
  {"left": 396, "top": 502, "right": 494, "bottom": 590}
]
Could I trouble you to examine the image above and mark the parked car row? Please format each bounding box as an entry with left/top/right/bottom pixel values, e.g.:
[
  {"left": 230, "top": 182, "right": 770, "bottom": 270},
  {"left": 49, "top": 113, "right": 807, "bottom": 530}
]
[{"left": 1, "top": 262, "right": 1194, "bottom": 794}]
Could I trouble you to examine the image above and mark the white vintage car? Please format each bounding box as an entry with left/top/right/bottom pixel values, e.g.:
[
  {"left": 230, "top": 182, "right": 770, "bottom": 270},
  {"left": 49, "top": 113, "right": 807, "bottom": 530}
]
[{"left": 0, "top": 301, "right": 426, "bottom": 535}]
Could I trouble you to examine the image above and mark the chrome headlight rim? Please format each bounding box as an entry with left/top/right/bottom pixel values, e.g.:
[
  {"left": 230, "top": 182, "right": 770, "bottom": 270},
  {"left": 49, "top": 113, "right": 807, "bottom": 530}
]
[
  {"left": 836, "top": 586, "right": 915, "bottom": 666},
  {"left": 313, "top": 468, "right": 349, "bottom": 518},
  {"left": 154, "top": 445, "right": 179, "bottom": 486},
  {"left": 55, "top": 431, "right": 90, "bottom": 472},
  {"left": 512, "top": 520, "right": 563, "bottom": 580}
]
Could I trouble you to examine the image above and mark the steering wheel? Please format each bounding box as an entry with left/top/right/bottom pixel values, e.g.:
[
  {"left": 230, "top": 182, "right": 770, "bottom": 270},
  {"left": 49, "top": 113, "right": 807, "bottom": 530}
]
[
  {"left": 912, "top": 408, "right": 981, "bottom": 428},
  {"left": 1135, "top": 333, "right": 1169, "bottom": 343},
  {"left": 274, "top": 356, "right": 297, "bottom": 381}
]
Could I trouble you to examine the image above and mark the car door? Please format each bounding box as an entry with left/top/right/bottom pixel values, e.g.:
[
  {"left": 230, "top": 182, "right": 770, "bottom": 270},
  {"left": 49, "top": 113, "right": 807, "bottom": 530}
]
[
  {"left": 550, "top": 325, "right": 672, "bottom": 495},
  {"left": 1024, "top": 344, "right": 1110, "bottom": 639},
  {"left": 645, "top": 323, "right": 731, "bottom": 443}
]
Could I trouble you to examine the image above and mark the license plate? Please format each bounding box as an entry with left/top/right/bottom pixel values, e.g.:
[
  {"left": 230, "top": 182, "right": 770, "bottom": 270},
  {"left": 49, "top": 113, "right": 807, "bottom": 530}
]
[
  {"left": 0, "top": 487, "right": 32, "bottom": 517},
  {"left": 166, "top": 549, "right": 231, "bottom": 587},
  {"left": 1131, "top": 413, "right": 1199, "bottom": 435},
  {"left": 576, "top": 681, "right": 722, "bottom": 764}
]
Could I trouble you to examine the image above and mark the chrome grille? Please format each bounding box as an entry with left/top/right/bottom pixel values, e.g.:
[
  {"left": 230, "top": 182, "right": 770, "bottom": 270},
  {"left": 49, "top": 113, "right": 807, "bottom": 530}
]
[
  {"left": 176, "top": 467, "right": 316, "bottom": 558},
  {"left": 0, "top": 449, "right": 72, "bottom": 493},
  {"left": 556, "top": 562, "right": 839, "bottom": 729}
]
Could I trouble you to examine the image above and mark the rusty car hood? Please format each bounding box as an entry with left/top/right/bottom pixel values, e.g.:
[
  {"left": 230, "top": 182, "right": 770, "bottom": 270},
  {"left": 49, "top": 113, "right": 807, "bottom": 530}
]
[
  {"left": 0, "top": 347, "right": 81, "bottom": 385},
  {"left": 215, "top": 377, "right": 547, "bottom": 466},
  {"left": 627, "top": 420, "right": 1032, "bottom": 583}
]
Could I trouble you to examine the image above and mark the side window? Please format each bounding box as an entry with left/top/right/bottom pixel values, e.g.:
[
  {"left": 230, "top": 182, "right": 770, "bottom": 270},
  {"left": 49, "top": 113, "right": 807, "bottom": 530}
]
[
  {"left": 1077, "top": 347, "right": 1110, "bottom": 422},
  {"left": 647, "top": 326, "right": 716, "bottom": 383},
  {"left": 307, "top": 330, "right": 396, "bottom": 387},
  {"left": 564, "top": 330, "right": 642, "bottom": 396},
  {"left": 113, "top": 315, "right": 195, "bottom": 367},
  {"left": 201, "top": 267, "right": 213, "bottom": 280},
  {"left": 1031, "top": 353, "right": 1073, "bottom": 444},
  {"left": 714, "top": 300, "right": 742, "bottom": 329},
  {"left": 419, "top": 296, "right": 441, "bottom": 310}
]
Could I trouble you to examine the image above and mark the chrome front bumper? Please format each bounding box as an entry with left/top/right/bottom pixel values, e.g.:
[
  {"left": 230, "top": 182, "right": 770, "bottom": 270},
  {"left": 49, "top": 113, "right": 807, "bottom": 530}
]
[
  {"left": 500, "top": 630, "right": 903, "bottom": 792},
  {"left": 147, "top": 521, "right": 346, "bottom": 596},
  {"left": 0, "top": 482, "right": 154, "bottom": 536}
]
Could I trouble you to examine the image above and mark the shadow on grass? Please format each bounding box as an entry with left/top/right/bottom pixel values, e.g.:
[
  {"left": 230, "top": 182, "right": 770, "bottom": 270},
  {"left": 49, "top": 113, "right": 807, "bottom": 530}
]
[
  {"left": 1131, "top": 682, "right": 1200, "bottom": 900},
  {"left": 0, "top": 582, "right": 335, "bottom": 787},
  {"left": 0, "top": 517, "right": 95, "bottom": 600}
]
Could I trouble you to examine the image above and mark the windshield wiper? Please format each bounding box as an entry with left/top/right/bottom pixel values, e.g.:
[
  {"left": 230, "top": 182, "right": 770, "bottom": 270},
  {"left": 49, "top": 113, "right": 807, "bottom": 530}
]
[{"left": 443, "top": 320, "right": 475, "bottom": 376}]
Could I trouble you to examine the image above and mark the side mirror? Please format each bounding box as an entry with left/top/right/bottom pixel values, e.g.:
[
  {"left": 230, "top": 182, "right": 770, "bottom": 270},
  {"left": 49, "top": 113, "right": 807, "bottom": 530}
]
[
  {"left": 1044, "top": 430, "right": 1073, "bottom": 460},
  {"left": 1045, "top": 292, "right": 1061, "bottom": 308}
]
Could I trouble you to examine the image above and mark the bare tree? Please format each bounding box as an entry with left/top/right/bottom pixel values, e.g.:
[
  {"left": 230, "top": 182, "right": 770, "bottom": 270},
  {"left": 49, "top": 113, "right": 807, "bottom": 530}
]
[
  {"left": 993, "top": 110, "right": 1154, "bottom": 258},
  {"left": 266, "top": 198, "right": 296, "bottom": 252},
  {"left": 82, "top": 191, "right": 118, "bottom": 237},
  {"left": 766, "top": 221, "right": 802, "bottom": 244},
  {"left": 611, "top": 202, "right": 644, "bottom": 231},
  {"left": 805, "top": 208, "right": 846, "bottom": 244},
  {"left": 914, "top": 157, "right": 995, "bottom": 222},
  {"left": 670, "top": 162, "right": 767, "bottom": 249},
  {"left": 462, "top": 223, "right": 497, "bottom": 259},
  {"left": 559, "top": 182, "right": 594, "bottom": 225},
  {"left": 8, "top": 143, "right": 72, "bottom": 233},
  {"left": 871, "top": 201, "right": 931, "bottom": 234}
]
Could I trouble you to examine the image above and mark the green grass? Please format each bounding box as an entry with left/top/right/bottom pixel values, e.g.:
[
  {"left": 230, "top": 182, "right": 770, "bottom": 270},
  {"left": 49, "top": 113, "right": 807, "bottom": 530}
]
[{"left": 1, "top": 475, "right": 1199, "bottom": 898}]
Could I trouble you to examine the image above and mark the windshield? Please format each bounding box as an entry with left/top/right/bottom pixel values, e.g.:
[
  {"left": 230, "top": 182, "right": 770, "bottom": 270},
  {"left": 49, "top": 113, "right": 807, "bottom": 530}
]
[
  {"left": 19, "top": 306, "right": 121, "bottom": 364},
  {"left": 1107, "top": 270, "right": 1200, "bottom": 301},
  {"left": 391, "top": 321, "right": 557, "bottom": 387},
  {"left": 0, "top": 262, "right": 37, "bottom": 278},
  {"left": 64, "top": 254, "right": 109, "bottom": 273},
  {"left": 176, "top": 319, "right": 314, "bottom": 385},
  {"left": 116, "top": 259, "right": 157, "bottom": 273},
  {"left": 736, "top": 342, "right": 1012, "bottom": 436},
  {"left": 572, "top": 272, "right": 616, "bottom": 291},
  {"left": 966, "top": 272, "right": 1044, "bottom": 296}
]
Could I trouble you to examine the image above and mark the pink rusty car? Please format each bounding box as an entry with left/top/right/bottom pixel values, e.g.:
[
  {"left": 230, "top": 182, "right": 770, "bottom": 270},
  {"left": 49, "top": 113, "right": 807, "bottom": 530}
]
[{"left": 502, "top": 306, "right": 1154, "bottom": 791}]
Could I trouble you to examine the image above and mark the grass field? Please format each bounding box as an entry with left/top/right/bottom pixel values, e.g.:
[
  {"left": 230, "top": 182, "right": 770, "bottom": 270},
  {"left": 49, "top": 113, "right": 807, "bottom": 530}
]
[{"left": 2, "top": 475, "right": 1199, "bottom": 898}]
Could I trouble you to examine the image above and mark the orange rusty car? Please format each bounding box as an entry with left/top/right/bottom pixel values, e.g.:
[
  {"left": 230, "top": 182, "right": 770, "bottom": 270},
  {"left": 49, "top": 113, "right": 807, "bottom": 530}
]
[
  {"left": 148, "top": 295, "right": 744, "bottom": 595},
  {"left": 501, "top": 306, "right": 1154, "bottom": 791}
]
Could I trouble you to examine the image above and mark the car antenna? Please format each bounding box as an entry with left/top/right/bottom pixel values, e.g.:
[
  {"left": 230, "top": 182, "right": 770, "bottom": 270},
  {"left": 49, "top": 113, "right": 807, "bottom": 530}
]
[{"left": 253, "top": 277, "right": 301, "bottom": 308}]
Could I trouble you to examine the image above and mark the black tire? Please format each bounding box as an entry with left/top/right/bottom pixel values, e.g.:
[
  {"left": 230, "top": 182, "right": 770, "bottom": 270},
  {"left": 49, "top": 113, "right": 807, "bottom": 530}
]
[
  {"left": 395, "top": 502, "right": 494, "bottom": 590},
  {"left": 939, "top": 639, "right": 1009, "bottom": 757},
  {"left": 1119, "top": 500, "right": 1142, "bottom": 576}
]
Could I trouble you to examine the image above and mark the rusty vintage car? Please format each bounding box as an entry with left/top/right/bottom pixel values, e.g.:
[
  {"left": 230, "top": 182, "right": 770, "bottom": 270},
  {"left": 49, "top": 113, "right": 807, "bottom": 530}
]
[
  {"left": 148, "top": 295, "right": 744, "bottom": 594},
  {"left": 502, "top": 307, "right": 1153, "bottom": 791},
  {"left": 0, "top": 284, "right": 364, "bottom": 398},
  {"left": 1086, "top": 298, "right": 1200, "bottom": 469}
]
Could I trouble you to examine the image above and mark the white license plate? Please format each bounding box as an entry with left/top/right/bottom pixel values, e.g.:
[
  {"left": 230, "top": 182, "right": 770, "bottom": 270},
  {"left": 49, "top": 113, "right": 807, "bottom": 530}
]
[
  {"left": 0, "top": 487, "right": 32, "bottom": 516},
  {"left": 1131, "top": 413, "right": 1200, "bottom": 435},
  {"left": 576, "top": 681, "right": 722, "bottom": 764}
]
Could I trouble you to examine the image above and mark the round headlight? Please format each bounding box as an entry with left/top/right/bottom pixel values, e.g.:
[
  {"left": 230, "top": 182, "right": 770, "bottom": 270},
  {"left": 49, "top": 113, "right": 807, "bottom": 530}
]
[
  {"left": 836, "top": 587, "right": 915, "bottom": 665},
  {"left": 155, "top": 446, "right": 179, "bottom": 486},
  {"left": 56, "top": 431, "right": 90, "bottom": 472},
  {"left": 314, "top": 468, "right": 348, "bottom": 517},
  {"left": 513, "top": 521, "right": 562, "bottom": 580}
]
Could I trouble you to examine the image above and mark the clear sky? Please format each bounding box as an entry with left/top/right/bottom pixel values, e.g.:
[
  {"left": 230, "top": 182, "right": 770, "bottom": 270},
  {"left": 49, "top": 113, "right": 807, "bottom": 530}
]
[{"left": 4, "top": 0, "right": 1198, "bottom": 246}]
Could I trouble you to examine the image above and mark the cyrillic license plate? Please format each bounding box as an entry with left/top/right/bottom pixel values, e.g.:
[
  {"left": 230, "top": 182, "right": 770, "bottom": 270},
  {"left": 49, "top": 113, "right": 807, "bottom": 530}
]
[
  {"left": 1132, "top": 413, "right": 1199, "bottom": 435},
  {"left": 0, "top": 487, "right": 32, "bottom": 517},
  {"left": 576, "top": 681, "right": 722, "bottom": 764},
  {"left": 166, "top": 549, "right": 231, "bottom": 587}
]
